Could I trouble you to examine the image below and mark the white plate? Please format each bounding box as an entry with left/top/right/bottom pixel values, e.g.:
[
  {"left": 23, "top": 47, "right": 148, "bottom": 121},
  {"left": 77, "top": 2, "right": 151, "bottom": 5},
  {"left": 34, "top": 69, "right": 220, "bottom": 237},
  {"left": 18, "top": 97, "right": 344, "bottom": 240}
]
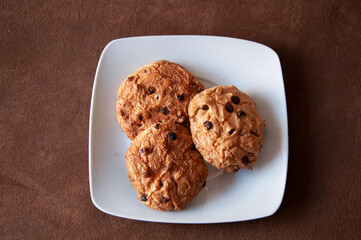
[{"left": 89, "top": 35, "right": 288, "bottom": 223}]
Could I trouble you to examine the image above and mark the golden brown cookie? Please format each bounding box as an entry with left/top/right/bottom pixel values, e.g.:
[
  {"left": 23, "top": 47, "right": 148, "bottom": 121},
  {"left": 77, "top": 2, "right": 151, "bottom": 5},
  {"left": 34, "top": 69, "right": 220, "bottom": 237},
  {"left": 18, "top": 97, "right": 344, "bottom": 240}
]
[
  {"left": 125, "top": 122, "right": 208, "bottom": 211},
  {"left": 188, "top": 85, "right": 266, "bottom": 173},
  {"left": 116, "top": 60, "right": 204, "bottom": 140}
]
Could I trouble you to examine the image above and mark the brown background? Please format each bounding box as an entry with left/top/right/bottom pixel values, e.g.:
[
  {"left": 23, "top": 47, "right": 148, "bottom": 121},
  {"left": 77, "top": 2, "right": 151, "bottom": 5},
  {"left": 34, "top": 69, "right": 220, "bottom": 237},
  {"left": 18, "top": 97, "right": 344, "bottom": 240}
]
[{"left": 1, "top": 0, "right": 360, "bottom": 239}]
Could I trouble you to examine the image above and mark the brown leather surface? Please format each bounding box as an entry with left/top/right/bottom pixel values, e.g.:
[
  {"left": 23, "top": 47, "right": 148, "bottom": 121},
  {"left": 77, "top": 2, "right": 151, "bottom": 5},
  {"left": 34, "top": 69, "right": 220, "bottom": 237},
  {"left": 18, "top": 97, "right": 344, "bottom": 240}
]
[{"left": 1, "top": 0, "right": 360, "bottom": 239}]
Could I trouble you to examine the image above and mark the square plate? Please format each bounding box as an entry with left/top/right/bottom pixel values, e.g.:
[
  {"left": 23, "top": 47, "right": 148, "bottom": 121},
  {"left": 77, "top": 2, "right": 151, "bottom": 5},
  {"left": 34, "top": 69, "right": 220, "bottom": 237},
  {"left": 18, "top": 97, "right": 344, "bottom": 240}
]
[{"left": 89, "top": 35, "right": 288, "bottom": 223}]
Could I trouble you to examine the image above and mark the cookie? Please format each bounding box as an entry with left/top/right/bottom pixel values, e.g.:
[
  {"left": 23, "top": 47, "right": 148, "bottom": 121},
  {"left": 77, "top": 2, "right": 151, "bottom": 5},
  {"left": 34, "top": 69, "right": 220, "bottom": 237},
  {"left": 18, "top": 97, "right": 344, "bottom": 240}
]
[
  {"left": 125, "top": 122, "right": 208, "bottom": 211},
  {"left": 188, "top": 85, "right": 266, "bottom": 173},
  {"left": 116, "top": 60, "right": 204, "bottom": 140}
]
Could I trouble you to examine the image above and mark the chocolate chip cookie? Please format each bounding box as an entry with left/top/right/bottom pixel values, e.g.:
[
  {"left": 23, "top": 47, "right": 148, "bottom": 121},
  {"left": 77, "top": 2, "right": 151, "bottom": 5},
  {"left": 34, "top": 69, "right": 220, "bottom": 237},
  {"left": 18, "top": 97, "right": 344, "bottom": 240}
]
[
  {"left": 125, "top": 122, "right": 208, "bottom": 211},
  {"left": 188, "top": 85, "right": 266, "bottom": 173},
  {"left": 116, "top": 60, "right": 204, "bottom": 140}
]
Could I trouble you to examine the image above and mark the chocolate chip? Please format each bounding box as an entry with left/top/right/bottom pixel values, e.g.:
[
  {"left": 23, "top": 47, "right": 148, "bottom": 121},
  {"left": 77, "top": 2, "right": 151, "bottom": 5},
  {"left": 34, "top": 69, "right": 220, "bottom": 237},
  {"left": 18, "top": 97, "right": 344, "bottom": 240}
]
[
  {"left": 146, "top": 87, "right": 155, "bottom": 95},
  {"left": 159, "top": 181, "right": 163, "bottom": 187},
  {"left": 235, "top": 166, "right": 240, "bottom": 172},
  {"left": 154, "top": 123, "right": 160, "bottom": 129},
  {"left": 176, "top": 94, "right": 184, "bottom": 101},
  {"left": 138, "top": 115, "right": 143, "bottom": 121},
  {"left": 229, "top": 129, "right": 235, "bottom": 135},
  {"left": 139, "top": 148, "right": 147, "bottom": 154},
  {"left": 161, "top": 107, "right": 169, "bottom": 115},
  {"left": 142, "top": 170, "right": 151, "bottom": 178},
  {"left": 191, "top": 82, "right": 197, "bottom": 87},
  {"left": 144, "top": 69, "right": 147, "bottom": 73},
  {"left": 225, "top": 103, "right": 234, "bottom": 113},
  {"left": 191, "top": 144, "right": 196, "bottom": 150},
  {"left": 167, "top": 132, "right": 177, "bottom": 140},
  {"left": 250, "top": 130, "right": 258, "bottom": 136},
  {"left": 204, "top": 121, "right": 212, "bottom": 130},
  {"left": 127, "top": 76, "right": 134, "bottom": 81},
  {"left": 231, "top": 96, "right": 240, "bottom": 104},
  {"left": 202, "top": 105, "right": 209, "bottom": 110},
  {"left": 176, "top": 115, "right": 183, "bottom": 119},
  {"left": 160, "top": 197, "right": 170, "bottom": 203},
  {"left": 140, "top": 193, "right": 148, "bottom": 201},
  {"left": 198, "top": 88, "right": 204, "bottom": 93},
  {"left": 164, "top": 164, "right": 173, "bottom": 170},
  {"left": 137, "top": 124, "right": 143, "bottom": 127},
  {"left": 120, "top": 110, "right": 126, "bottom": 116},
  {"left": 202, "top": 181, "right": 206, "bottom": 187},
  {"left": 237, "top": 111, "right": 246, "bottom": 117},
  {"left": 147, "top": 113, "right": 152, "bottom": 119},
  {"left": 242, "top": 155, "right": 250, "bottom": 165}
]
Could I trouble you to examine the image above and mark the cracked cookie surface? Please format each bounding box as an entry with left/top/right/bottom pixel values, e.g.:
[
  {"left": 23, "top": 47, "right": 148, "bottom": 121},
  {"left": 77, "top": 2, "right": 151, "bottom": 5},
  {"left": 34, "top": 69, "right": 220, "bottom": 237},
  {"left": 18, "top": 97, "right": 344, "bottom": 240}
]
[
  {"left": 125, "top": 122, "right": 208, "bottom": 211},
  {"left": 188, "top": 85, "right": 266, "bottom": 173},
  {"left": 116, "top": 60, "right": 204, "bottom": 140}
]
